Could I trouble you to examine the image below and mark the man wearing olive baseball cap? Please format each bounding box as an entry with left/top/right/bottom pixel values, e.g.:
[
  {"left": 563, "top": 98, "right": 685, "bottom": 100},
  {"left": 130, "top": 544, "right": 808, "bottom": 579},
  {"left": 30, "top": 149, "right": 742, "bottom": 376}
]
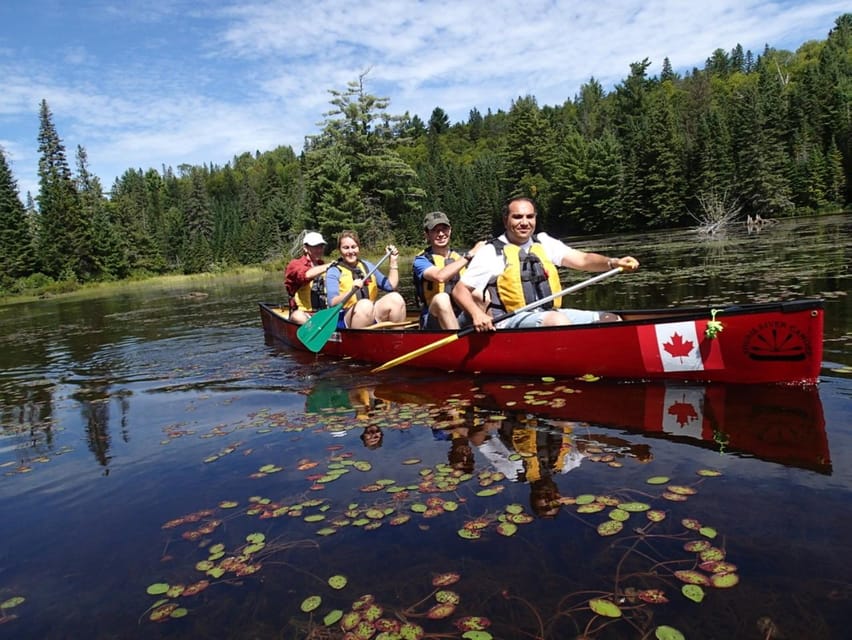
[
  {"left": 284, "top": 230, "right": 332, "bottom": 324},
  {"left": 412, "top": 212, "right": 487, "bottom": 330}
]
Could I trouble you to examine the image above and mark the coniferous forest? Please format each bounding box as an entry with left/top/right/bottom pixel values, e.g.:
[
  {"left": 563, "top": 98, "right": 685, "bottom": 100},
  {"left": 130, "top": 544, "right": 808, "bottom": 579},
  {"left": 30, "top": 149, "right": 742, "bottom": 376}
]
[{"left": 1, "top": 14, "right": 850, "bottom": 296}]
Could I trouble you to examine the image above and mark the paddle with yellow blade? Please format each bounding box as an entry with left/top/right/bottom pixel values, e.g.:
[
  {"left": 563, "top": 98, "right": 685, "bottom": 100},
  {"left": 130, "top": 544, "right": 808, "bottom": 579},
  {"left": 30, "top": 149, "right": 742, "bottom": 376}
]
[
  {"left": 297, "top": 249, "right": 393, "bottom": 353},
  {"left": 371, "top": 266, "right": 623, "bottom": 373}
]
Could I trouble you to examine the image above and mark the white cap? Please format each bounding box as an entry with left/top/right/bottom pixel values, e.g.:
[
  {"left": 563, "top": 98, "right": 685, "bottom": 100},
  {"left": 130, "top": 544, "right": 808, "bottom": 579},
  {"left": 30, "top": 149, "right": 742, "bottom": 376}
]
[{"left": 303, "top": 231, "right": 327, "bottom": 246}]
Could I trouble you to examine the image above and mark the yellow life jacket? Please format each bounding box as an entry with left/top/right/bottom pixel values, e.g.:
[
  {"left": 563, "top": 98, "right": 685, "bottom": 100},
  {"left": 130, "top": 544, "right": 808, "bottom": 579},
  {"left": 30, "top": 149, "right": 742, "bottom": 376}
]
[
  {"left": 413, "top": 248, "right": 465, "bottom": 308},
  {"left": 487, "top": 235, "right": 562, "bottom": 315},
  {"left": 510, "top": 421, "right": 573, "bottom": 483},
  {"left": 330, "top": 260, "right": 378, "bottom": 308},
  {"left": 292, "top": 275, "right": 327, "bottom": 312}
]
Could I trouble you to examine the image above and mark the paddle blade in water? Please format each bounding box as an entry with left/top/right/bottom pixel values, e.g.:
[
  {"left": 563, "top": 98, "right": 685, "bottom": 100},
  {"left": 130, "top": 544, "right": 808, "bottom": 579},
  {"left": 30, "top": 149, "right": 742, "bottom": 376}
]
[{"left": 296, "top": 305, "right": 341, "bottom": 352}]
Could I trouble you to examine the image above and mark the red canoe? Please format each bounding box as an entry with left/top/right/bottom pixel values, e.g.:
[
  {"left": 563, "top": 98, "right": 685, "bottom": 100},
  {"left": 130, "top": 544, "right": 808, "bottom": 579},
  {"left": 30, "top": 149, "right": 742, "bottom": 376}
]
[{"left": 259, "top": 299, "right": 824, "bottom": 385}]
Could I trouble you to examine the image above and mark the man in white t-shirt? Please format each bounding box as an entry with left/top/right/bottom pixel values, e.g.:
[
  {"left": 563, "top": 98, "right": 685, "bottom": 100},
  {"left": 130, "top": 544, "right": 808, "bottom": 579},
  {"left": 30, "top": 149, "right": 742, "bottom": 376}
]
[{"left": 453, "top": 196, "right": 639, "bottom": 330}]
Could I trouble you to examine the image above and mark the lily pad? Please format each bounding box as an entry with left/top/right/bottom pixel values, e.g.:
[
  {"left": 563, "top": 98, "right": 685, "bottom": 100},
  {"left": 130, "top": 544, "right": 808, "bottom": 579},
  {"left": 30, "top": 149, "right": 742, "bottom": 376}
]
[
  {"left": 328, "top": 575, "right": 347, "bottom": 589},
  {"left": 588, "top": 598, "right": 622, "bottom": 617},
  {"left": 300, "top": 595, "right": 321, "bottom": 612},
  {"left": 597, "top": 520, "right": 623, "bottom": 536},
  {"left": 682, "top": 584, "right": 705, "bottom": 602},
  {"left": 655, "top": 625, "right": 686, "bottom": 640},
  {"left": 146, "top": 583, "right": 170, "bottom": 596},
  {"left": 323, "top": 609, "right": 344, "bottom": 626}
]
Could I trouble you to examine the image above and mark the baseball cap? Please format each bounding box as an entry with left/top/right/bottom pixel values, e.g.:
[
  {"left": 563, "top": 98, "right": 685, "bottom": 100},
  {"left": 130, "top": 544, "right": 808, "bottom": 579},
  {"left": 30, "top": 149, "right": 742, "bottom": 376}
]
[
  {"left": 423, "top": 211, "right": 451, "bottom": 230},
  {"left": 303, "top": 231, "right": 327, "bottom": 246}
]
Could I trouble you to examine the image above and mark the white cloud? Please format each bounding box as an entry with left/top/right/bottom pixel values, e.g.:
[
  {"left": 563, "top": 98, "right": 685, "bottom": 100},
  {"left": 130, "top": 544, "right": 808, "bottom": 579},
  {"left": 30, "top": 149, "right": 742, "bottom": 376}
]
[{"left": 0, "top": 0, "right": 847, "bottom": 197}]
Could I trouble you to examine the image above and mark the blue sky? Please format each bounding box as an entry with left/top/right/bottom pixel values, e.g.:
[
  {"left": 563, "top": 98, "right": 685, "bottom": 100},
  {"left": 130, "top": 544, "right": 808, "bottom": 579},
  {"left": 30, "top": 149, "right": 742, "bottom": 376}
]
[{"left": 0, "top": 0, "right": 847, "bottom": 198}]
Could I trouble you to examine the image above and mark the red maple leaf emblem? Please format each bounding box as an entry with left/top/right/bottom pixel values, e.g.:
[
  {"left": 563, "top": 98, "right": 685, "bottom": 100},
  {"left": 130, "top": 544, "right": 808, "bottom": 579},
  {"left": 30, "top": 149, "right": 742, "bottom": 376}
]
[
  {"left": 667, "top": 401, "right": 699, "bottom": 427},
  {"left": 663, "top": 332, "right": 694, "bottom": 360}
]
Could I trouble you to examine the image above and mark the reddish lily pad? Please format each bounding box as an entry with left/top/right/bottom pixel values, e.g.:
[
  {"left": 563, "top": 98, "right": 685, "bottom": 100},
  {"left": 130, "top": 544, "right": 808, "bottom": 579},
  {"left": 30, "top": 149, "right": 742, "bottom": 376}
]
[
  {"left": 674, "top": 570, "right": 710, "bottom": 585},
  {"left": 637, "top": 589, "right": 669, "bottom": 603},
  {"left": 399, "top": 622, "right": 425, "bottom": 640},
  {"left": 455, "top": 615, "right": 491, "bottom": 631},
  {"left": 646, "top": 509, "right": 667, "bottom": 522},
  {"left": 149, "top": 603, "right": 178, "bottom": 622},
  {"left": 427, "top": 602, "right": 455, "bottom": 619},
  {"left": 496, "top": 521, "right": 518, "bottom": 537},
  {"left": 432, "top": 572, "right": 461, "bottom": 587},
  {"left": 666, "top": 485, "right": 697, "bottom": 495},
  {"left": 696, "top": 469, "right": 722, "bottom": 477},
  {"left": 597, "top": 520, "right": 623, "bottom": 537}
]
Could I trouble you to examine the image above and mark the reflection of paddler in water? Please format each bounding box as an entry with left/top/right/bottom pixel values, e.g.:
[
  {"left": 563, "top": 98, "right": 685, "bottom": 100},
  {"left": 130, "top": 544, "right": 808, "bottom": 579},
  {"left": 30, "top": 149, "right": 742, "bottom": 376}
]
[
  {"left": 496, "top": 414, "right": 582, "bottom": 518},
  {"left": 484, "top": 413, "right": 653, "bottom": 518},
  {"left": 432, "top": 405, "right": 501, "bottom": 473},
  {"left": 304, "top": 383, "right": 389, "bottom": 447}
]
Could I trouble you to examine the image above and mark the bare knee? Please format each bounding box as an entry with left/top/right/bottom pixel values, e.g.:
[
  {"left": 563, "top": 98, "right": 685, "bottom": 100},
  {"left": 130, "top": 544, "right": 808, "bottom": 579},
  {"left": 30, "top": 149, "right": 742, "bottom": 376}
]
[
  {"left": 541, "top": 311, "right": 571, "bottom": 326},
  {"left": 597, "top": 312, "right": 622, "bottom": 323}
]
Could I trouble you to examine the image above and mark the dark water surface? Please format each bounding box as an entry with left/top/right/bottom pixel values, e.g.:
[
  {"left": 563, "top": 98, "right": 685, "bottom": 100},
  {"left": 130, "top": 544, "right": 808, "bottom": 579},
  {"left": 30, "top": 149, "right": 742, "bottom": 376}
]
[{"left": 0, "top": 215, "right": 850, "bottom": 639}]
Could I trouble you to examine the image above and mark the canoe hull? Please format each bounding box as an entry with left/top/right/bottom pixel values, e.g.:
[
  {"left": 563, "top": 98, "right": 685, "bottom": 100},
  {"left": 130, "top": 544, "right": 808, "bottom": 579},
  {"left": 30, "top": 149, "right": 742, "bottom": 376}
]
[{"left": 259, "top": 299, "right": 824, "bottom": 385}]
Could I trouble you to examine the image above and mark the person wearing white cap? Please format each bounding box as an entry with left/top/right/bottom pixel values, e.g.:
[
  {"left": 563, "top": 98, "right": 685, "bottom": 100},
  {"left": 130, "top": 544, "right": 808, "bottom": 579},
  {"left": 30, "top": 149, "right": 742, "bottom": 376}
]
[{"left": 284, "top": 231, "right": 334, "bottom": 325}]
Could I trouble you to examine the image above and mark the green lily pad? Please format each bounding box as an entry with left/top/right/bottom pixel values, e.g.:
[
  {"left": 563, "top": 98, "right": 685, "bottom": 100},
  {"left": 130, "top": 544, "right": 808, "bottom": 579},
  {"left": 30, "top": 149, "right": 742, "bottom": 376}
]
[
  {"left": 146, "top": 583, "right": 170, "bottom": 596},
  {"left": 682, "top": 584, "right": 705, "bottom": 602},
  {"left": 328, "top": 575, "right": 347, "bottom": 589},
  {"left": 0, "top": 596, "right": 25, "bottom": 609},
  {"left": 323, "top": 609, "right": 343, "bottom": 626},
  {"left": 655, "top": 625, "right": 686, "bottom": 640},
  {"left": 710, "top": 572, "right": 740, "bottom": 588},
  {"left": 300, "top": 595, "right": 321, "bottom": 612},
  {"left": 589, "top": 598, "right": 622, "bottom": 617},
  {"left": 618, "top": 501, "right": 650, "bottom": 512}
]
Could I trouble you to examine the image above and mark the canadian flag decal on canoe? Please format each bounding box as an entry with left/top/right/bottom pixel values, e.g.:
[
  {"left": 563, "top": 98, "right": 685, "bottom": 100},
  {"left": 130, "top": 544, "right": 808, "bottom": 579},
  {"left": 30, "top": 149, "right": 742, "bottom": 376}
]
[{"left": 638, "top": 321, "right": 725, "bottom": 373}]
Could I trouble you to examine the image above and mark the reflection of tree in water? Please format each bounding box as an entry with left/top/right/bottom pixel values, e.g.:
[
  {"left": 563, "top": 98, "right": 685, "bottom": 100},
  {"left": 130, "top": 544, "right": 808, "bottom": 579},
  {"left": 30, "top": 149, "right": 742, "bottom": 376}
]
[
  {"left": 75, "top": 386, "right": 115, "bottom": 472},
  {"left": 0, "top": 380, "right": 57, "bottom": 461}
]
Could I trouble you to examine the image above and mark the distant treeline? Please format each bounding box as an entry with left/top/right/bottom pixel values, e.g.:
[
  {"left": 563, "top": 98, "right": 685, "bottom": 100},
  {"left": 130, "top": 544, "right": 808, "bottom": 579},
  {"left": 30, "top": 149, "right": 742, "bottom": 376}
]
[{"left": 1, "top": 14, "right": 850, "bottom": 295}]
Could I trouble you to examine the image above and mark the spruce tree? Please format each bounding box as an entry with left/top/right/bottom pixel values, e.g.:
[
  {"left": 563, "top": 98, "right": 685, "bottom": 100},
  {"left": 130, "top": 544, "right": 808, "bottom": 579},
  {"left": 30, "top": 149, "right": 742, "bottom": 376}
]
[
  {"left": 0, "top": 148, "right": 36, "bottom": 287},
  {"left": 36, "top": 99, "right": 87, "bottom": 280}
]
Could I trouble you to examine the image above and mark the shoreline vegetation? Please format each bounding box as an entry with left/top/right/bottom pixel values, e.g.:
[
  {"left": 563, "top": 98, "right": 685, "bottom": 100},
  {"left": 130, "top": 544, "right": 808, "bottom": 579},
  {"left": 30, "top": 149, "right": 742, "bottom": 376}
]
[{"left": 0, "top": 250, "right": 411, "bottom": 306}]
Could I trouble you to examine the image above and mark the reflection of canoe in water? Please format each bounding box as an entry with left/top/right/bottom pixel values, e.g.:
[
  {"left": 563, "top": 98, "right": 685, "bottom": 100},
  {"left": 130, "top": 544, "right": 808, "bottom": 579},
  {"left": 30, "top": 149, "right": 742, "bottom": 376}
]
[
  {"left": 374, "top": 378, "right": 831, "bottom": 474},
  {"left": 259, "top": 299, "right": 824, "bottom": 384}
]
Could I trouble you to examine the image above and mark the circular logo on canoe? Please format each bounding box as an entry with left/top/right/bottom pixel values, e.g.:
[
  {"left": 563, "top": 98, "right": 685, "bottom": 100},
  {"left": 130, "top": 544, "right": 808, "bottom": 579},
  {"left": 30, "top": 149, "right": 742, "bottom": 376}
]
[{"left": 743, "top": 321, "right": 810, "bottom": 361}]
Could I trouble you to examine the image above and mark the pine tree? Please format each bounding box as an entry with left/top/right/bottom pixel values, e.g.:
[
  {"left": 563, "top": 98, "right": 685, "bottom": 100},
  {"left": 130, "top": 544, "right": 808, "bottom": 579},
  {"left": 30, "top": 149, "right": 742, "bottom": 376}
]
[
  {"left": 36, "top": 99, "right": 86, "bottom": 280},
  {"left": 304, "top": 72, "right": 424, "bottom": 245},
  {"left": 0, "top": 148, "right": 36, "bottom": 287}
]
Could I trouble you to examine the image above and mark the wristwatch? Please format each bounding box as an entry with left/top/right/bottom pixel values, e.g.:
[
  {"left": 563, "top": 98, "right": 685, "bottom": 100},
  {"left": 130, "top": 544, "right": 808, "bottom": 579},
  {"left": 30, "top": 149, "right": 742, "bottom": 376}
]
[{"left": 463, "top": 252, "right": 474, "bottom": 262}]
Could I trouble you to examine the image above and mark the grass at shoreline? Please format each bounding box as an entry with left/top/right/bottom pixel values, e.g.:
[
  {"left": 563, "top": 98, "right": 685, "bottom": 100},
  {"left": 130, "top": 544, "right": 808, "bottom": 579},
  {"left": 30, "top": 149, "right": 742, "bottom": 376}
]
[{"left": 0, "top": 250, "right": 414, "bottom": 307}]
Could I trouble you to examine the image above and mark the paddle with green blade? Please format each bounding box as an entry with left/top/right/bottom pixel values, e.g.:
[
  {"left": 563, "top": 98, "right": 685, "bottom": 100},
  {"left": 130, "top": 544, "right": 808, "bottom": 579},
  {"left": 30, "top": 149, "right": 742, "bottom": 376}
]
[
  {"left": 297, "top": 249, "right": 393, "bottom": 353},
  {"left": 371, "top": 266, "right": 623, "bottom": 373}
]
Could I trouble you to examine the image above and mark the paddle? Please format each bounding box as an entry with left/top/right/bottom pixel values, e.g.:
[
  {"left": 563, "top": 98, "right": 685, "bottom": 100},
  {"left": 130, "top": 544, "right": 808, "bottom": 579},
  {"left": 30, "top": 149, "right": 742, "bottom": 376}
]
[
  {"left": 297, "top": 250, "right": 393, "bottom": 352},
  {"left": 371, "top": 266, "right": 623, "bottom": 373}
]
